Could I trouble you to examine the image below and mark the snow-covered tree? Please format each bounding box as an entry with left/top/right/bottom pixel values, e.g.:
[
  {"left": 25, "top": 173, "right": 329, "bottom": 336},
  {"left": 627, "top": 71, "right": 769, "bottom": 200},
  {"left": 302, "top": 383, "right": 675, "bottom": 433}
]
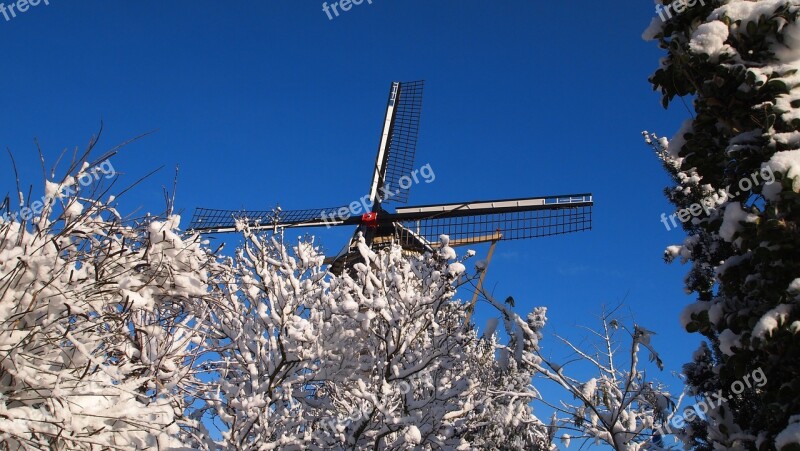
[
  {"left": 645, "top": 1, "right": 800, "bottom": 448},
  {"left": 194, "top": 227, "right": 553, "bottom": 449},
  {"left": 6, "top": 148, "right": 680, "bottom": 450},
  {"left": 0, "top": 152, "right": 217, "bottom": 448},
  {"left": 2, "top": 147, "right": 560, "bottom": 449},
  {"left": 519, "top": 305, "right": 680, "bottom": 450}
]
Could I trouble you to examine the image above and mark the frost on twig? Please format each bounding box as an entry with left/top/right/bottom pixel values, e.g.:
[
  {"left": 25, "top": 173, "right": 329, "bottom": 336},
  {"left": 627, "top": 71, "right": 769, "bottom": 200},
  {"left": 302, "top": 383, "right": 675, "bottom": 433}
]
[
  {"left": 527, "top": 306, "right": 680, "bottom": 450},
  {"left": 0, "top": 145, "right": 218, "bottom": 449}
]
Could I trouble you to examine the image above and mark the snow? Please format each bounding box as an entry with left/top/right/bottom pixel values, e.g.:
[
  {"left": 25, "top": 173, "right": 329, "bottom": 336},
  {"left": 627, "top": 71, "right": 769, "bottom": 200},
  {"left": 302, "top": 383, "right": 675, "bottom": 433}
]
[
  {"left": 789, "top": 278, "right": 800, "bottom": 293},
  {"left": 773, "top": 131, "right": 800, "bottom": 148},
  {"left": 64, "top": 200, "right": 83, "bottom": 219},
  {"left": 340, "top": 297, "right": 360, "bottom": 315},
  {"left": 719, "top": 203, "right": 758, "bottom": 242},
  {"left": 680, "top": 302, "right": 710, "bottom": 329},
  {"left": 448, "top": 261, "right": 466, "bottom": 276},
  {"left": 483, "top": 317, "right": 499, "bottom": 339},
  {"left": 581, "top": 378, "right": 597, "bottom": 400},
  {"left": 404, "top": 425, "right": 422, "bottom": 445},
  {"left": 689, "top": 21, "right": 732, "bottom": 61},
  {"left": 728, "top": 130, "right": 764, "bottom": 156},
  {"left": 763, "top": 150, "right": 800, "bottom": 200},
  {"left": 0, "top": 185, "right": 210, "bottom": 448},
  {"left": 642, "top": 16, "right": 664, "bottom": 41},
  {"left": 774, "top": 19, "right": 800, "bottom": 63},
  {"left": 440, "top": 245, "right": 457, "bottom": 260},
  {"left": 199, "top": 221, "right": 553, "bottom": 448},
  {"left": 753, "top": 304, "right": 793, "bottom": 340},
  {"left": 718, "top": 329, "right": 741, "bottom": 356},
  {"left": 2, "top": 160, "right": 687, "bottom": 449},
  {"left": 667, "top": 121, "right": 693, "bottom": 158},
  {"left": 44, "top": 180, "right": 61, "bottom": 199},
  {"left": 713, "top": 0, "right": 792, "bottom": 26},
  {"left": 775, "top": 80, "right": 800, "bottom": 124},
  {"left": 665, "top": 245, "right": 682, "bottom": 260},
  {"left": 120, "top": 288, "right": 150, "bottom": 310},
  {"left": 710, "top": 0, "right": 800, "bottom": 63},
  {"left": 708, "top": 301, "right": 724, "bottom": 326},
  {"left": 775, "top": 420, "right": 800, "bottom": 448},
  {"left": 645, "top": 4, "right": 800, "bottom": 438},
  {"left": 356, "top": 234, "right": 377, "bottom": 263}
]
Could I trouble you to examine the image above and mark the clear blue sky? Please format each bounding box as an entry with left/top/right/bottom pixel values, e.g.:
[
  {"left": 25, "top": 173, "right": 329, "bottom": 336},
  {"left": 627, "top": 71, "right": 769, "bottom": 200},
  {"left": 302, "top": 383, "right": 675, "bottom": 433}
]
[{"left": 1, "top": 0, "right": 700, "bottom": 436}]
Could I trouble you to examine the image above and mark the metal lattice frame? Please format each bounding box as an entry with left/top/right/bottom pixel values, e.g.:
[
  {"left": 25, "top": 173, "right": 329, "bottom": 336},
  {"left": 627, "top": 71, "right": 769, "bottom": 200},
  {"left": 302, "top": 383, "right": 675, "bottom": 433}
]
[
  {"left": 396, "top": 205, "right": 592, "bottom": 246},
  {"left": 188, "top": 206, "right": 348, "bottom": 232},
  {"left": 382, "top": 81, "right": 424, "bottom": 204}
]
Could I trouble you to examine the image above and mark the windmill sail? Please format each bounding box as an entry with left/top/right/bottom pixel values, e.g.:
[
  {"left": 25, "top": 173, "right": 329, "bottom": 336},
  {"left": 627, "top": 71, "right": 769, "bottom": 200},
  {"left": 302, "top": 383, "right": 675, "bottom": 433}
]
[
  {"left": 368, "top": 80, "right": 424, "bottom": 207},
  {"left": 188, "top": 205, "right": 354, "bottom": 233},
  {"left": 388, "top": 194, "right": 593, "bottom": 246}
]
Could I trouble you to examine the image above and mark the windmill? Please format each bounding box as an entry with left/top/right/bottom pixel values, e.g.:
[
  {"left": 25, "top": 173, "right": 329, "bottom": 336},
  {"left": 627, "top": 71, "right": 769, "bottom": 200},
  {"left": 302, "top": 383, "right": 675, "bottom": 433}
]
[{"left": 188, "top": 81, "right": 593, "bottom": 278}]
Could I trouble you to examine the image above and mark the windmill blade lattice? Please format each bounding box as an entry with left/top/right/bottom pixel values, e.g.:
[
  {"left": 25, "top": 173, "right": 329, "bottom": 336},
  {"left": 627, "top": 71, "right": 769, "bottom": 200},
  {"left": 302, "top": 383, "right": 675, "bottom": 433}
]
[
  {"left": 390, "top": 194, "right": 592, "bottom": 246},
  {"left": 188, "top": 205, "right": 352, "bottom": 233},
  {"left": 380, "top": 80, "right": 424, "bottom": 204}
]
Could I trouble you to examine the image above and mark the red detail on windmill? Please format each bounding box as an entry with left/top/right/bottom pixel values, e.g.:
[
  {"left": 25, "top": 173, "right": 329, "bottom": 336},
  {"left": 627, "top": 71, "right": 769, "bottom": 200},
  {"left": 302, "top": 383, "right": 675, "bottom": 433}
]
[{"left": 362, "top": 212, "right": 378, "bottom": 228}]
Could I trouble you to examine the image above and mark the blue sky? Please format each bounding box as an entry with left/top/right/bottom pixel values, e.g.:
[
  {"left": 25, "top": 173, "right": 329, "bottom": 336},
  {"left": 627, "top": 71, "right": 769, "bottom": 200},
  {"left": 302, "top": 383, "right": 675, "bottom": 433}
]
[{"left": 1, "top": 0, "right": 700, "bottom": 438}]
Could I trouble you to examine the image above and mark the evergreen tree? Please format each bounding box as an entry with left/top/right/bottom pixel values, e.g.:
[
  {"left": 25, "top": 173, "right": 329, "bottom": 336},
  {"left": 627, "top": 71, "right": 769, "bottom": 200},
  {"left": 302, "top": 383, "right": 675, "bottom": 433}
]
[{"left": 644, "top": 1, "right": 800, "bottom": 448}]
